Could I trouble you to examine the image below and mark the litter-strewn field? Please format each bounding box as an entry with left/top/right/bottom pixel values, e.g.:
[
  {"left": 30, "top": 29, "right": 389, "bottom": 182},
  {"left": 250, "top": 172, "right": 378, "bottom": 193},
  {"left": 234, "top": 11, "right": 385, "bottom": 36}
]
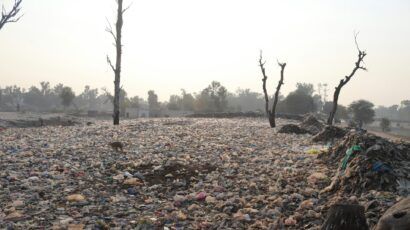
[{"left": 0, "top": 118, "right": 408, "bottom": 229}]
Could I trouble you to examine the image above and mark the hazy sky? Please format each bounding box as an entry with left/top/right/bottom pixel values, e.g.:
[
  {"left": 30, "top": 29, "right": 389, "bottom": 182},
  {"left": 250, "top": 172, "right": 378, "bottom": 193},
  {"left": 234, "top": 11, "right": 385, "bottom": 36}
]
[{"left": 0, "top": 0, "right": 409, "bottom": 106}]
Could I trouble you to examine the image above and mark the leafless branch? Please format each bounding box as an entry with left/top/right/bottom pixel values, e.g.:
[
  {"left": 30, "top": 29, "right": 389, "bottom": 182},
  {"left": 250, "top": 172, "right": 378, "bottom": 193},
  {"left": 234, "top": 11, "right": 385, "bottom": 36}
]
[
  {"left": 0, "top": 0, "right": 23, "bottom": 31},
  {"left": 105, "top": 17, "right": 117, "bottom": 41},
  {"left": 354, "top": 31, "right": 367, "bottom": 69},
  {"left": 122, "top": 2, "right": 132, "bottom": 13},
  {"left": 354, "top": 31, "right": 361, "bottom": 52},
  {"left": 277, "top": 60, "right": 286, "bottom": 69},
  {"left": 259, "top": 50, "right": 286, "bottom": 127},
  {"left": 270, "top": 60, "right": 286, "bottom": 127},
  {"left": 259, "top": 50, "right": 270, "bottom": 118},
  {"left": 106, "top": 55, "right": 116, "bottom": 72},
  {"left": 327, "top": 34, "right": 367, "bottom": 125}
]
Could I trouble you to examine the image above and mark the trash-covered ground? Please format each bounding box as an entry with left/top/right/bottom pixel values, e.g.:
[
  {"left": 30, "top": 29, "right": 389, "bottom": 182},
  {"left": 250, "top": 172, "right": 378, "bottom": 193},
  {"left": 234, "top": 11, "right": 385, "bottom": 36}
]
[{"left": 0, "top": 118, "right": 408, "bottom": 229}]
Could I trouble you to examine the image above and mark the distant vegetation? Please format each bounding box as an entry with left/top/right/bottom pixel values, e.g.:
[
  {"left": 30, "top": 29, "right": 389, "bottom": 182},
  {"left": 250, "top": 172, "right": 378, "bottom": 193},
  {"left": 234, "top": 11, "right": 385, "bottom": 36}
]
[
  {"left": 380, "top": 118, "right": 391, "bottom": 132},
  {"left": 1, "top": 81, "right": 409, "bottom": 124},
  {"left": 0, "top": 81, "right": 408, "bottom": 123}
]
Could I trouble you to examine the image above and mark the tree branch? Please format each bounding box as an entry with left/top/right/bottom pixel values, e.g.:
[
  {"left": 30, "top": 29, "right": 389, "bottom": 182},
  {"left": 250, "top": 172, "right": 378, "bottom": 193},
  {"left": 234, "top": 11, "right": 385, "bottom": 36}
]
[
  {"left": 107, "top": 55, "right": 116, "bottom": 72},
  {"left": 105, "top": 17, "right": 117, "bottom": 41},
  {"left": 0, "top": 0, "right": 23, "bottom": 31},
  {"left": 122, "top": 2, "right": 132, "bottom": 14},
  {"left": 327, "top": 34, "right": 367, "bottom": 125},
  {"left": 259, "top": 50, "right": 270, "bottom": 116}
]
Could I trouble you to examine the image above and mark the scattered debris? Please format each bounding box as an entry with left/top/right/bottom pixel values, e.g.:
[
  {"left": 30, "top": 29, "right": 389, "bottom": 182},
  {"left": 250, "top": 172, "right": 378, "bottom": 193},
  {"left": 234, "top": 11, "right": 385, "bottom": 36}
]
[{"left": 0, "top": 118, "right": 408, "bottom": 229}]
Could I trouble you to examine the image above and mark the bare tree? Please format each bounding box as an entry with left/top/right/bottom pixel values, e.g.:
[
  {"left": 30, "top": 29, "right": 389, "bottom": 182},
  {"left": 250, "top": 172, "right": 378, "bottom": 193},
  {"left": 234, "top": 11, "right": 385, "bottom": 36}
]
[
  {"left": 327, "top": 34, "right": 367, "bottom": 125},
  {"left": 0, "top": 0, "right": 23, "bottom": 31},
  {"left": 259, "top": 50, "right": 286, "bottom": 128},
  {"left": 106, "top": 0, "right": 130, "bottom": 125}
]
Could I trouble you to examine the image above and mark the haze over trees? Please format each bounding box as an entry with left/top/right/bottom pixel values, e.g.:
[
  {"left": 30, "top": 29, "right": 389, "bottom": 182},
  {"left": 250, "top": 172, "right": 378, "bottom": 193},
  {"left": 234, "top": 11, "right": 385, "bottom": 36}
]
[
  {"left": 348, "top": 100, "right": 375, "bottom": 128},
  {"left": 375, "top": 101, "right": 410, "bottom": 122},
  {"left": 148, "top": 90, "right": 160, "bottom": 117},
  {"left": 380, "top": 118, "right": 391, "bottom": 132},
  {"left": 59, "top": 87, "right": 75, "bottom": 110},
  {"left": 281, "top": 83, "right": 316, "bottom": 115},
  {"left": 1, "top": 80, "right": 409, "bottom": 125}
]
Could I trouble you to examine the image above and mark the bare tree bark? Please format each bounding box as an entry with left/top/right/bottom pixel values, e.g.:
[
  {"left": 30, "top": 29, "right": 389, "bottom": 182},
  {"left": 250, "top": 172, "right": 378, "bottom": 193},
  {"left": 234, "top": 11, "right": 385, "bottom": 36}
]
[
  {"left": 327, "top": 34, "right": 367, "bottom": 125},
  {"left": 322, "top": 204, "right": 368, "bottom": 230},
  {"left": 259, "top": 51, "right": 286, "bottom": 128},
  {"left": 0, "top": 0, "right": 23, "bottom": 31},
  {"left": 107, "top": 0, "right": 129, "bottom": 125}
]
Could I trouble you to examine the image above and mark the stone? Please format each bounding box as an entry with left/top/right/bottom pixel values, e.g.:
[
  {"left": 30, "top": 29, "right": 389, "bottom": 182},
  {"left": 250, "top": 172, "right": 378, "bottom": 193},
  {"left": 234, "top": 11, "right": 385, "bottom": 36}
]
[
  {"left": 375, "top": 197, "right": 410, "bottom": 230},
  {"left": 123, "top": 178, "right": 143, "bottom": 186},
  {"left": 284, "top": 217, "right": 297, "bottom": 226},
  {"left": 68, "top": 224, "right": 85, "bottom": 230},
  {"left": 66, "top": 194, "right": 86, "bottom": 202},
  {"left": 12, "top": 200, "right": 24, "bottom": 207},
  {"left": 307, "top": 172, "right": 328, "bottom": 184},
  {"left": 205, "top": 196, "right": 217, "bottom": 204},
  {"left": 299, "top": 200, "right": 314, "bottom": 209},
  {"left": 4, "top": 211, "right": 24, "bottom": 221}
]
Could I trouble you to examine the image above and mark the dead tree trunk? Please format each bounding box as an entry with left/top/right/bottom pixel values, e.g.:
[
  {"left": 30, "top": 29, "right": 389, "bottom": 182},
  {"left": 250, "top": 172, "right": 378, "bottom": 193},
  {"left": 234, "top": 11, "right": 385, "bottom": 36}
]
[
  {"left": 107, "top": 0, "right": 128, "bottom": 125},
  {"left": 259, "top": 51, "right": 271, "bottom": 126},
  {"left": 271, "top": 62, "right": 286, "bottom": 127},
  {"left": 322, "top": 204, "right": 369, "bottom": 230},
  {"left": 327, "top": 34, "right": 367, "bottom": 125},
  {"left": 259, "top": 51, "right": 286, "bottom": 128},
  {"left": 0, "top": 0, "right": 23, "bottom": 31}
]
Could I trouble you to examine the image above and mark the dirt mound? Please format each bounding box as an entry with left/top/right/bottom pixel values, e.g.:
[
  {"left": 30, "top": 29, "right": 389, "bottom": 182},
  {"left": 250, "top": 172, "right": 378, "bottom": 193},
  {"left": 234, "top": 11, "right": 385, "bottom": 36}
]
[
  {"left": 312, "top": 125, "right": 348, "bottom": 143},
  {"left": 278, "top": 124, "right": 309, "bottom": 134},
  {"left": 300, "top": 115, "right": 324, "bottom": 135},
  {"left": 320, "top": 131, "right": 410, "bottom": 195}
]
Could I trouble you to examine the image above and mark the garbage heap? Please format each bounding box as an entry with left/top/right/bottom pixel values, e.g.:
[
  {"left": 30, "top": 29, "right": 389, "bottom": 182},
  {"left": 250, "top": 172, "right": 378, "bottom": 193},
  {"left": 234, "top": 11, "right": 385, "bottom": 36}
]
[
  {"left": 278, "top": 114, "right": 325, "bottom": 135},
  {"left": 320, "top": 131, "right": 410, "bottom": 195},
  {"left": 278, "top": 124, "right": 309, "bottom": 134},
  {"left": 312, "top": 125, "right": 349, "bottom": 143},
  {"left": 299, "top": 114, "right": 324, "bottom": 135}
]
